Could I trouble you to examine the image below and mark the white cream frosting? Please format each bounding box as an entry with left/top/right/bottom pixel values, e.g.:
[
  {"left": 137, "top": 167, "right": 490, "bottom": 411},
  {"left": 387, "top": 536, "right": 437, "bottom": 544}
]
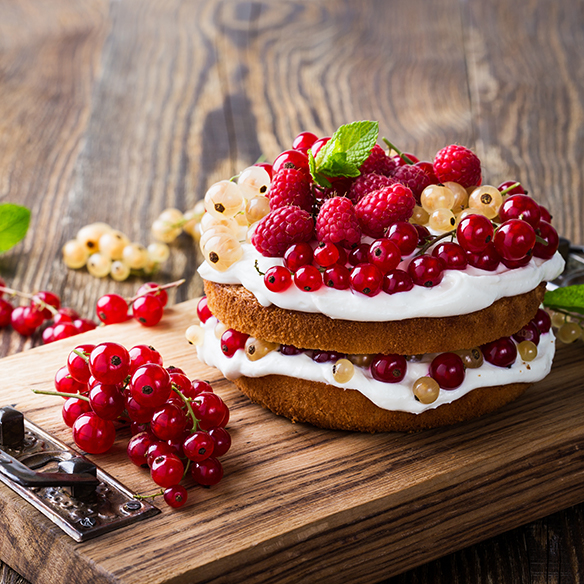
[
  {"left": 196, "top": 317, "right": 556, "bottom": 414},
  {"left": 198, "top": 242, "right": 565, "bottom": 322}
]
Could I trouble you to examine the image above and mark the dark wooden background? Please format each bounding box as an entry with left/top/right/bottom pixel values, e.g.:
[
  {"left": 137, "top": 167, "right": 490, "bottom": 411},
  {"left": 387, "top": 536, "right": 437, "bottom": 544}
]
[{"left": 0, "top": 0, "right": 582, "bottom": 582}]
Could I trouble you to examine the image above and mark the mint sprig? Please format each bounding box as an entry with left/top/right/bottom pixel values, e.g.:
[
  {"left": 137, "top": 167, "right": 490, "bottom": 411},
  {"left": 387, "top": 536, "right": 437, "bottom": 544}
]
[
  {"left": 543, "top": 285, "right": 584, "bottom": 316},
  {"left": 0, "top": 203, "right": 31, "bottom": 253},
  {"left": 309, "top": 120, "right": 379, "bottom": 188}
]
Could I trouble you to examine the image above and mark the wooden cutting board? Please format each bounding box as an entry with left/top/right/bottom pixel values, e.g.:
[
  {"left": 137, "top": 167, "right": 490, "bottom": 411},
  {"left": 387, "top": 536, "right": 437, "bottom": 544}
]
[{"left": 0, "top": 299, "right": 583, "bottom": 584}]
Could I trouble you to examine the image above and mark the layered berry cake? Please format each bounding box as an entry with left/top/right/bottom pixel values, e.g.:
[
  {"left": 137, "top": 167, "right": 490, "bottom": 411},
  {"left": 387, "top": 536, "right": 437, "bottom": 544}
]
[{"left": 191, "top": 121, "right": 564, "bottom": 432}]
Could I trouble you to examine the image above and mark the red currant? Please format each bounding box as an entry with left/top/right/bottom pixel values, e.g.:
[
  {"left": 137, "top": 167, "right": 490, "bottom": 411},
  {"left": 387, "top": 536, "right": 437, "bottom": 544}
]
[
  {"left": 368, "top": 239, "right": 401, "bottom": 273},
  {"left": 220, "top": 329, "right": 249, "bottom": 357},
  {"left": 348, "top": 243, "right": 370, "bottom": 266},
  {"left": 539, "top": 205, "right": 552, "bottom": 223},
  {"left": 493, "top": 219, "right": 536, "bottom": 261},
  {"left": 74, "top": 318, "right": 97, "bottom": 333},
  {"left": 0, "top": 298, "right": 13, "bottom": 327},
  {"left": 323, "top": 264, "right": 351, "bottom": 290},
  {"left": 313, "top": 242, "right": 340, "bottom": 268},
  {"left": 370, "top": 354, "right": 407, "bottom": 383},
  {"left": 498, "top": 194, "right": 541, "bottom": 227},
  {"left": 164, "top": 485, "right": 188, "bottom": 508},
  {"left": 151, "top": 403, "right": 188, "bottom": 441},
  {"left": 413, "top": 224, "right": 432, "bottom": 247},
  {"left": 513, "top": 321, "right": 541, "bottom": 346},
  {"left": 197, "top": 296, "right": 213, "bottom": 324},
  {"left": 31, "top": 290, "right": 60, "bottom": 320},
  {"left": 255, "top": 161, "right": 273, "bottom": 179},
  {"left": 53, "top": 307, "right": 80, "bottom": 324},
  {"left": 55, "top": 365, "right": 88, "bottom": 396},
  {"left": 150, "top": 454, "right": 184, "bottom": 488},
  {"left": 89, "top": 383, "right": 125, "bottom": 420},
  {"left": 292, "top": 131, "right": 318, "bottom": 152},
  {"left": 131, "top": 363, "right": 172, "bottom": 408},
  {"left": 191, "top": 457, "right": 224, "bottom": 486},
  {"left": 127, "top": 431, "right": 157, "bottom": 466},
  {"left": 96, "top": 294, "right": 129, "bottom": 324},
  {"left": 66, "top": 344, "right": 95, "bottom": 383},
  {"left": 208, "top": 427, "right": 231, "bottom": 457},
  {"left": 183, "top": 431, "right": 214, "bottom": 462},
  {"left": 497, "top": 181, "right": 526, "bottom": 196},
  {"left": 481, "top": 337, "right": 517, "bottom": 367},
  {"left": 90, "top": 342, "right": 130, "bottom": 385},
  {"left": 532, "top": 309, "right": 552, "bottom": 334},
  {"left": 136, "top": 282, "right": 168, "bottom": 307},
  {"left": 466, "top": 243, "right": 501, "bottom": 271},
  {"left": 10, "top": 306, "right": 36, "bottom": 336},
  {"left": 129, "top": 344, "right": 164, "bottom": 373},
  {"left": 62, "top": 397, "right": 92, "bottom": 428},
  {"left": 432, "top": 242, "right": 468, "bottom": 270},
  {"left": 350, "top": 263, "right": 383, "bottom": 296},
  {"left": 408, "top": 255, "right": 445, "bottom": 288},
  {"left": 309, "top": 137, "right": 331, "bottom": 157},
  {"left": 72, "top": 412, "right": 116, "bottom": 454},
  {"left": 52, "top": 322, "right": 78, "bottom": 341},
  {"left": 457, "top": 214, "right": 494, "bottom": 253},
  {"left": 533, "top": 221, "right": 559, "bottom": 260},
  {"left": 272, "top": 149, "right": 309, "bottom": 175},
  {"left": 387, "top": 221, "right": 419, "bottom": 256},
  {"left": 294, "top": 265, "right": 322, "bottom": 292},
  {"left": 132, "top": 294, "right": 164, "bottom": 327},
  {"left": 429, "top": 353, "right": 465, "bottom": 389},
  {"left": 264, "top": 266, "right": 292, "bottom": 292},
  {"left": 146, "top": 441, "right": 176, "bottom": 467},
  {"left": 191, "top": 392, "right": 229, "bottom": 430},
  {"left": 382, "top": 269, "right": 414, "bottom": 295},
  {"left": 311, "top": 350, "right": 344, "bottom": 363},
  {"left": 125, "top": 395, "right": 156, "bottom": 423},
  {"left": 183, "top": 379, "right": 214, "bottom": 399},
  {"left": 284, "top": 242, "right": 314, "bottom": 272}
]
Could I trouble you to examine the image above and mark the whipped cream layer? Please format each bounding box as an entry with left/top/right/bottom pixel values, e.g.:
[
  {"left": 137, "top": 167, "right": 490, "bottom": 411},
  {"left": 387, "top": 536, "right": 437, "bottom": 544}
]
[
  {"left": 198, "top": 242, "right": 564, "bottom": 322},
  {"left": 197, "top": 317, "right": 556, "bottom": 415}
]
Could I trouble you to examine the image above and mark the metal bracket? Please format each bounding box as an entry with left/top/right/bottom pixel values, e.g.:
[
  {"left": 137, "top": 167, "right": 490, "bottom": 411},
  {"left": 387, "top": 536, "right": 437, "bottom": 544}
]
[{"left": 0, "top": 406, "right": 160, "bottom": 542}]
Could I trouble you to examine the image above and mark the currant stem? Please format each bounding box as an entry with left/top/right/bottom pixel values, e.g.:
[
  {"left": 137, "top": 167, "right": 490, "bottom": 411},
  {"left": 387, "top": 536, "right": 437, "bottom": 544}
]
[
  {"left": 171, "top": 384, "right": 200, "bottom": 432},
  {"left": 0, "top": 286, "right": 59, "bottom": 316},
  {"left": 414, "top": 231, "right": 454, "bottom": 257},
  {"left": 182, "top": 459, "right": 191, "bottom": 480},
  {"left": 126, "top": 279, "right": 185, "bottom": 304},
  {"left": 31, "top": 388, "right": 90, "bottom": 402},
  {"left": 549, "top": 307, "right": 584, "bottom": 323},
  {"left": 254, "top": 260, "right": 265, "bottom": 276},
  {"left": 134, "top": 489, "right": 164, "bottom": 501},
  {"left": 499, "top": 182, "right": 521, "bottom": 196},
  {"left": 381, "top": 138, "right": 414, "bottom": 165},
  {"left": 73, "top": 349, "right": 90, "bottom": 363}
]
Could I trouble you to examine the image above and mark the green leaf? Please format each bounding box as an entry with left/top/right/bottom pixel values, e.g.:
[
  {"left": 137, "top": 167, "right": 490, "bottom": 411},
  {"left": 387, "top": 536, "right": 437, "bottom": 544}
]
[
  {"left": 308, "top": 150, "right": 332, "bottom": 188},
  {"left": 311, "top": 120, "right": 379, "bottom": 183},
  {"left": 543, "top": 285, "right": 584, "bottom": 316},
  {"left": 0, "top": 204, "right": 31, "bottom": 253}
]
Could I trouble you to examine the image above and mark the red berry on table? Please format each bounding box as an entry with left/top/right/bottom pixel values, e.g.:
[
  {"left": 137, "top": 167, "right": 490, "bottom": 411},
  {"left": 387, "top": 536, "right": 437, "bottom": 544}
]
[
  {"left": 456, "top": 214, "right": 494, "bottom": 253},
  {"left": 466, "top": 243, "right": 501, "bottom": 271},
  {"left": 168, "top": 371, "right": 192, "bottom": 394},
  {"left": 191, "top": 392, "right": 229, "bottom": 431},
  {"left": 251, "top": 206, "right": 314, "bottom": 257},
  {"left": 387, "top": 221, "right": 419, "bottom": 256},
  {"left": 96, "top": 293, "right": 129, "bottom": 324},
  {"left": 197, "top": 296, "right": 213, "bottom": 324},
  {"left": 220, "top": 328, "right": 249, "bottom": 357},
  {"left": 292, "top": 131, "right": 318, "bottom": 152},
  {"left": 323, "top": 264, "right": 351, "bottom": 290},
  {"left": 89, "top": 383, "right": 126, "bottom": 420},
  {"left": 10, "top": 306, "right": 36, "bottom": 336},
  {"left": 350, "top": 263, "right": 384, "bottom": 296},
  {"left": 184, "top": 379, "right": 214, "bottom": 399},
  {"left": 294, "top": 264, "right": 323, "bottom": 292},
  {"left": 481, "top": 337, "right": 517, "bottom": 367},
  {"left": 136, "top": 282, "right": 168, "bottom": 307},
  {"left": 433, "top": 144, "right": 482, "bottom": 189},
  {"left": 125, "top": 394, "right": 156, "bottom": 423},
  {"left": 493, "top": 219, "right": 536, "bottom": 261},
  {"left": 146, "top": 441, "right": 176, "bottom": 467},
  {"left": 132, "top": 294, "right": 164, "bottom": 327},
  {"left": 284, "top": 242, "right": 314, "bottom": 272},
  {"left": 382, "top": 269, "right": 414, "bottom": 295},
  {"left": 370, "top": 354, "right": 407, "bottom": 383},
  {"left": 62, "top": 397, "right": 92, "bottom": 428},
  {"left": 127, "top": 431, "right": 157, "bottom": 467},
  {"left": 272, "top": 149, "right": 310, "bottom": 176},
  {"left": 150, "top": 453, "right": 184, "bottom": 488},
  {"left": 23, "top": 305, "right": 45, "bottom": 330},
  {"left": 315, "top": 196, "right": 361, "bottom": 248},
  {"left": 129, "top": 344, "right": 164, "bottom": 373},
  {"left": 533, "top": 221, "right": 559, "bottom": 260},
  {"left": 432, "top": 242, "right": 468, "bottom": 270},
  {"left": 163, "top": 485, "right": 188, "bottom": 509},
  {"left": 268, "top": 168, "right": 313, "bottom": 213},
  {"left": 55, "top": 365, "right": 88, "bottom": 396},
  {"left": 183, "top": 431, "right": 215, "bottom": 462},
  {"left": 0, "top": 298, "right": 13, "bottom": 327},
  {"left": 72, "top": 412, "right": 116, "bottom": 454},
  {"left": 191, "top": 457, "right": 224, "bottom": 486},
  {"left": 208, "top": 427, "right": 231, "bottom": 457},
  {"left": 53, "top": 307, "right": 80, "bottom": 324},
  {"left": 42, "top": 326, "right": 55, "bottom": 344},
  {"left": 74, "top": 318, "right": 98, "bottom": 333},
  {"left": 66, "top": 344, "right": 95, "bottom": 383},
  {"left": 130, "top": 363, "right": 172, "bottom": 408},
  {"left": 89, "top": 342, "right": 130, "bottom": 385},
  {"left": 264, "top": 266, "right": 292, "bottom": 292},
  {"left": 151, "top": 403, "right": 188, "bottom": 441},
  {"left": 368, "top": 239, "right": 401, "bottom": 273},
  {"left": 498, "top": 194, "right": 541, "bottom": 227},
  {"left": 313, "top": 242, "right": 340, "bottom": 268},
  {"left": 31, "top": 290, "right": 61, "bottom": 320},
  {"left": 429, "top": 353, "right": 465, "bottom": 389},
  {"left": 355, "top": 183, "right": 416, "bottom": 238},
  {"left": 408, "top": 255, "right": 446, "bottom": 288},
  {"left": 52, "top": 322, "right": 78, "bottom": 341}
]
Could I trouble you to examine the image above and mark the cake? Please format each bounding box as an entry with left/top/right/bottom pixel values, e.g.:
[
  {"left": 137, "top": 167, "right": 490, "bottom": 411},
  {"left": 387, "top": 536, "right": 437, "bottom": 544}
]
[{"left": 190, "top": 121, "right": 565, "bottom": 432}]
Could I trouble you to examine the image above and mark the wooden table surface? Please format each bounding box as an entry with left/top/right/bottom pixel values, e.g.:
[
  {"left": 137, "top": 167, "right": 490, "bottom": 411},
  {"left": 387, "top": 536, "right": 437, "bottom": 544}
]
[{"left": 0, "top": 1, "right": 582, "bottom": 583}]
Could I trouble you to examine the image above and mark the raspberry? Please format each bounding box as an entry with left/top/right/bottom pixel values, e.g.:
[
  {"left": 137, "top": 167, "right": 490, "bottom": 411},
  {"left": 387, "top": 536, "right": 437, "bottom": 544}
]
[
  {"left": 268, "top": 168, "right": 313, "bottom": 213},
  {"left": 393, "top": 164, "right": 434, "bottom": 204},
  {"left": 316, "top": 197, "right": 361, "bottom": 248},
  {"left": 347, "top": 173, "right": 395, "bottom": 204},
  {"left": 433, "top": 144, "right": 482, "bottom": 189},
  {"left": 355, "top": 184, "right": 416, "bottom": 238},
  {"left": 251, "top": 206, "right": 314, "bottom": 257},
  {"left": 359, "top": 144, "right": 395, "bottom": 176}
]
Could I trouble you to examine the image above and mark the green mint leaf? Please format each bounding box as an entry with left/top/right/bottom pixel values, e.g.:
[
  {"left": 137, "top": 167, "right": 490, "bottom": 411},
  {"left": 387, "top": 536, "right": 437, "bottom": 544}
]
[
  {"left": 312, "top": 120, "right": 379, "bottom": 179},
  {"left": 308, "top": 150, "right": 333, "bottom": 188},
  {"left": 0, "top": 203, "right": 31, "bottom": 253},
  {"left": 543, "top": 285, "right": 584, "bottom": 316}
]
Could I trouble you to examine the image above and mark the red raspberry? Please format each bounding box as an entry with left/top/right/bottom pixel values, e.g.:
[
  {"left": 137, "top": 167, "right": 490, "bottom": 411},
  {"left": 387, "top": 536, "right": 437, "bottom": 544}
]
[
  {"left": 393, "top": 164, "right": 434, "bottom": 203},
  {"left": 268, "top": 168, "right": 313, "bottom": 213},
  {"left": 359, "top": 144, "right": 395, "bottom": 176},
  {"left": 433, "top": 144, "right": 482, "bottom": 189},
  {"left": 355, "top": 184, "right": 416, "bottom": 238},
  {"left": 316, "top": 197, "right": 361, "bottom": 248},
  {"left": 347, "top": 173, "right": 395, "bottom": 204},
  {"left": 251, "top": 206, "right": 314, "bottom": 257}
]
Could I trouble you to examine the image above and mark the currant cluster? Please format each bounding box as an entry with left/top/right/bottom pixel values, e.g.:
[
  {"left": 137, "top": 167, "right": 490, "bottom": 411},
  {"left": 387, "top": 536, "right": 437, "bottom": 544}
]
[
  {"left": 550, "top": 310, "right": 584, "bottom": 344},
  {"left": 41, "top": 341, "right": 231, "bottom": 509},
  {"left": 151, "top": 203, "right": 205, "bottom": 244},
  {"left": 62, "top": 222, "right": 170, "bottom": 281},
  {"left": 0, "top": 277, "right": 97, "bottom": 340},
  {"left": 191, "top": 297, "right": 552, "bottom": 405}
]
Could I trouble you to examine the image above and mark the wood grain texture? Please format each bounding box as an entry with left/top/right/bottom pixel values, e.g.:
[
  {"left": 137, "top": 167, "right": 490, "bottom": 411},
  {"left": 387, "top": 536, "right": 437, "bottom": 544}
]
[
  {"left": 0, "top": 0, "right": 583, "bottom": 582},
  {"left": 0, "top": 301, "right": 583, "bottom": 584}
]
